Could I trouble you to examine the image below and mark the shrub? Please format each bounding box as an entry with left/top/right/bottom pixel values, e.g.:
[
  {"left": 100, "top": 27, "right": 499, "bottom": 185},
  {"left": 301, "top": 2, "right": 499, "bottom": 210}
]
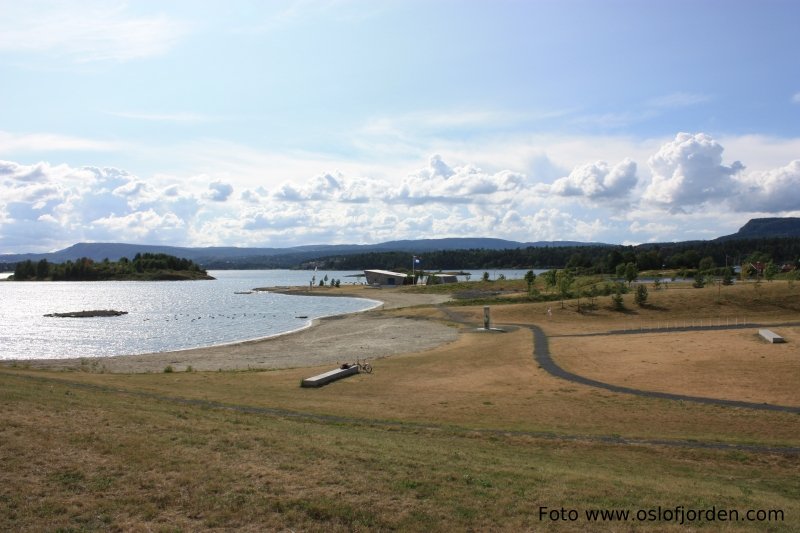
[
  {"left": 634, "top": 284, "right": 648, "bottom": 306},
  {"left": 611, "top": 290, "right": 625, "bottom": 311}
]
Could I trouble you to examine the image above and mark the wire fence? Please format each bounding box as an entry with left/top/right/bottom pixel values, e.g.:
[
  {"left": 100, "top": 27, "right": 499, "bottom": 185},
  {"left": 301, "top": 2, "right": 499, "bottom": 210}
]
[{"left": 618, "top": 316, "right": 751, "bottom": 333}]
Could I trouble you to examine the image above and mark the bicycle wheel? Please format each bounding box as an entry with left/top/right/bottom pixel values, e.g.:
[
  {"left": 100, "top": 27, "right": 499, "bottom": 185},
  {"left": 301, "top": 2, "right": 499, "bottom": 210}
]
[{"left": 362, "top": 363, "right": 373, "bottom": 374}]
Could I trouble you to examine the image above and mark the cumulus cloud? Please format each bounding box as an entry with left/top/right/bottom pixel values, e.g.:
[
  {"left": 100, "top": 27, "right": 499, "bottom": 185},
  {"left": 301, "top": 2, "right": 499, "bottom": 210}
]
[
  {"left": 393, "top": 156, "right": 525, "bottom": 205},
  {"left": 14, "top": 138, "right": 800, "bottom": 253},
  {"left": 90, "top": 210, "right": 185, "bottom": 242},
  {"left": 273, "top": 172, "right": 377, "bottom": 204},
  {"left": 206, "top": 181, "right": 234, "bottom": 202},
  {"left": 731, "top": 160, "right": 800, "bottom": 212},
  {"left": 643, "top": 132, "right": 744, "bottom": 207},
  {"left": 0, "top": 160, "right": 205, "bottom": 251},
  {"left": 550, "top": 159, "right": 637, "bottom": 201},
  {"left": 0, "top": 160, "right": 52, "bottom": 182}
]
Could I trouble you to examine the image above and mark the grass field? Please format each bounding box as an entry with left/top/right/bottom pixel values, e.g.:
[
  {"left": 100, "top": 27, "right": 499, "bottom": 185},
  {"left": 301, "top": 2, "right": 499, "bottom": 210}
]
[{"left": 1, "top": 279, "right": 799, "bottom": 531}]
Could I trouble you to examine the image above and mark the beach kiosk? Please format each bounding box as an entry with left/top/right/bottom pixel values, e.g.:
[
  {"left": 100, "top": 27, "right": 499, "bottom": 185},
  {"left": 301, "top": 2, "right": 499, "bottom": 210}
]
[{"left": 364, "top": 269, "right": 409, "bottom": 286}]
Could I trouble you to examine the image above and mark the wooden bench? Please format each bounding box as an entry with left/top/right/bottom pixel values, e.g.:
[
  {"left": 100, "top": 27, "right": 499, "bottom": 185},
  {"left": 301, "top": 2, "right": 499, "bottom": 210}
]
[
  {"left": 759, "top": 329, "right": 785, "bottom": 343},
  {"left": 301, "top": 365, "right": 360, "bottom": 387}
]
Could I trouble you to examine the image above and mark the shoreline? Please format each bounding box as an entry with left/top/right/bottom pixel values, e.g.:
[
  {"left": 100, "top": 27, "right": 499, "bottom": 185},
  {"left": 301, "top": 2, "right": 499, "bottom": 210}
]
[{"left": 8, "top": 287, "right": 457, "bottom": 373}]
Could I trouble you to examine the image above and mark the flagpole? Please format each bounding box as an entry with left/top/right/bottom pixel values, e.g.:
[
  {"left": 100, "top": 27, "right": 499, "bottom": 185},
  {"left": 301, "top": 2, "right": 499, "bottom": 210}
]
[{"left": 412, "top": 256, "right": 415, "bottom": 284}]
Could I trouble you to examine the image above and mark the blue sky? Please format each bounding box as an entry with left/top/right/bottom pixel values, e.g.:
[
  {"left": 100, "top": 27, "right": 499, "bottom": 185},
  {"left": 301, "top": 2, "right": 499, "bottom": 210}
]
[{"left": 1, "top": 0, "right": 799, "bottom": 253}]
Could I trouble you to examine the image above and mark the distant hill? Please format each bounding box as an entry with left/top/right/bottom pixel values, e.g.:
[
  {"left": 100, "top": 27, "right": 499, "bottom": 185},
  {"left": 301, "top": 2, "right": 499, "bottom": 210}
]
[
  {"left": 715, "top": 217, "right": 800, "bottom": 240},
  {"left": 2, "top": 218, "right": 797, "bottom": 271},
  {"left": 0, "top": 238, "right": 605, "bottom": 268}
]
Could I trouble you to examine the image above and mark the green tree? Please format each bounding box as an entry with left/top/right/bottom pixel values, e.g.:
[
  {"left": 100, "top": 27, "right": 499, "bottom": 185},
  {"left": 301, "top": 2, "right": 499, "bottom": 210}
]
[
  {"left": 587, "top": 284, "right": 599, "bottom": 308},
  {"left": 721, "top": 267, "right": 734, "bottom": 286},
  {"left": 698, "top": 256, "right": 715, "bottom": 272},
  {"left": 14, "top": 260, "right": 35, "bottom": 280},
  {"left": 615, "top": 263, "right": 626, "bottom": 279},
  {"left": 634, "top": 284, "right": 648, "bottom": 306},
  {"left": 36, "top": 259, "right": 50, "bottom": 280},
  {"left": 556, "top": 269, "right": 574, "bottom": 309},
  {"left": 543, "top": 270, "right": 557, "bottom": 293},
  {"left": 764, "top": 261, "right": 778, "bottom": 282},
  {"left": 482, "top": 271, "right": 490, "bottom": 282},
  {"left": 624, "top": 262, "right": 638, "bottom": 286},
  {"left": 524, "top": 270, "right": 536, "bottom": 294},
  {"left": 611, "top": 288, "right": 625, "bottom": 311}
]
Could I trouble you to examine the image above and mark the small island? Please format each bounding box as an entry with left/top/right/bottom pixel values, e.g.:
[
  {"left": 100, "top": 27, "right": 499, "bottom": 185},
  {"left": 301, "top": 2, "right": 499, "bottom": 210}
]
[
  {"left": 8, "top": 253, "right": 214, "bottom": 281},
  {"left": 44, "top": 310, "right": 128, "bottom": 318}
]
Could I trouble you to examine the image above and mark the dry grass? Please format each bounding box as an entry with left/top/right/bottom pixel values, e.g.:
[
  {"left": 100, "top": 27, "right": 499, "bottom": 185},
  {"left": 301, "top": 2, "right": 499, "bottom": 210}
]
[
  {"left": 553, "top": 327, "right": 800, "bottom": 406},
  {"left": 2, "top": 373, "right": 798, "bottom": 532},
  {"left": 2, "top": 279, "right": 800, "bottom": 530}
]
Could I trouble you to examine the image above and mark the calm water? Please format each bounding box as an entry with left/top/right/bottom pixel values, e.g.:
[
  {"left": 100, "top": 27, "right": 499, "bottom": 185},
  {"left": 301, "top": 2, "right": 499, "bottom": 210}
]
[
  {"left": 0, "top": 268, "right": 539, "bottom": 360},
  {"left": 0, "top": 270, "right": 377, "bottom": 360}
]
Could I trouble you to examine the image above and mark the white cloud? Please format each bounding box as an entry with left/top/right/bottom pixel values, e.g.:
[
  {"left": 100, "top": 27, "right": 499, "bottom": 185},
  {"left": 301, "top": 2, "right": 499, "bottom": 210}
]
[
  {"left": 392, "top": 156, "right": 526, "bottom": 205},
  {"left": 792, "top": 92, "right": 800, "bottom": 104},
  {"left": 0, "top": 2, "right": 189, "bottom": 63},
  {"left": 643, "top": 132, "right": 744, "bottom": 207},
  {"left": 731, "top": 160, "right": 800, "bottom": 212},
  {"left": 550, "top": 159, "right": 637, "bottom": 202},
  {"left": 90, "top": 210, "right": 186, "bottom": 243},
  {"left": 5, "top": 130, "right": 800, "bottom": 254},
  {"left": 206, "top": 181, "right": 234, "bottom": 202},
  {"left": 0, "top": 131, "right": 122, "bottom": 153}
]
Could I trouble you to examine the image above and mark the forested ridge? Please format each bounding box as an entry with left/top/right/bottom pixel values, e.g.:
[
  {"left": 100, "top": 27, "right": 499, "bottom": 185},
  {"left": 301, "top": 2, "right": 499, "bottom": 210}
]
[{"left": 305, "top": 237, "right": 800, "bottom": 273}]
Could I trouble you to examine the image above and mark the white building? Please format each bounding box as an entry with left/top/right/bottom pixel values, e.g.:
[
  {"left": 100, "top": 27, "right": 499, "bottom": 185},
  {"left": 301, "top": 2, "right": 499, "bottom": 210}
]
[{"left": 364, "top": 269, "right": 409, "bottom": 286}]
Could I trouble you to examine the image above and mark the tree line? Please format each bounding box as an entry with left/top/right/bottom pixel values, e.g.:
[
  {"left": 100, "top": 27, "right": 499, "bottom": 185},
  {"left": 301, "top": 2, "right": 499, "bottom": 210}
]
[
  {"left": 304, "top": 237, "right": 800, "bottom": 274},
  {"left": 10, "top": 253, "right": 206, "bottom": 281}
]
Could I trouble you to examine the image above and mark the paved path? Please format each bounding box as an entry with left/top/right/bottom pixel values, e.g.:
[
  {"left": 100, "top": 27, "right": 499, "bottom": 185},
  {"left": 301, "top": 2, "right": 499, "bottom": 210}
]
[
  {"left": 525, "top": 324, "right": 800, "bottom": 414},
  {"left": 436, "top": 304, "right": 800, "bottom": 414}
]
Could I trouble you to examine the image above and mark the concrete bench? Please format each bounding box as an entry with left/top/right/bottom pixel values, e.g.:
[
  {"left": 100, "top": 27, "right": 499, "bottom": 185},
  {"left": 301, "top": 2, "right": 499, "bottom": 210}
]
[
  {"left": 759, "top": 329, "right": 785, "bottom": 343},
  {"left": 301, "top": 365, "right": 360, "bottom": 387}
]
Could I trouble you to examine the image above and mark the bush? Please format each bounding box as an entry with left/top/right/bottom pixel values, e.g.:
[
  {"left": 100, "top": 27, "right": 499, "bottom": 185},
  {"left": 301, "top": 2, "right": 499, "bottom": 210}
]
[
  {"left": 611, "top": 290, "right": 625, "bottom": 311},
  {"left": 634, "top": 284, "right": 648, "bottom": 306}
]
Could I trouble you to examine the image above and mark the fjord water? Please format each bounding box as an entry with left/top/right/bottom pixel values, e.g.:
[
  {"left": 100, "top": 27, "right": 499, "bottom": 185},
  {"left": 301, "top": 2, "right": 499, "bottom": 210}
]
[{"left": 0, "top": 270, "right": 377, "bottom": 360}]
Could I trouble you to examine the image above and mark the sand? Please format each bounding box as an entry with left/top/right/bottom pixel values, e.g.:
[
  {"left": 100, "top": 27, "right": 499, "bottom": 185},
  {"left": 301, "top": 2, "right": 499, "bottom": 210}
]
[{"left": 15, "top": 287, "right": 459, "bottom": 373}]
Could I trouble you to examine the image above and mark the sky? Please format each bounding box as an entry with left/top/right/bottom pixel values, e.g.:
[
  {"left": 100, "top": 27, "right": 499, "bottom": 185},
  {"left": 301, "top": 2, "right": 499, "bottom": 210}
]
[{"left": 1, "top": 0, "right": 800, "bottom": 253}]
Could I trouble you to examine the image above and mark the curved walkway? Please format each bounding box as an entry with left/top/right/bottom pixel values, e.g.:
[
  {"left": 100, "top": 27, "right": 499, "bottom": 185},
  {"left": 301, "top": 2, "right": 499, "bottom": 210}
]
[
  {"left": 524, "top": 324, "right": 800, "bottom": 414},
  {"left": 435, "top": 304, "right": 800, "bottom": 414}
]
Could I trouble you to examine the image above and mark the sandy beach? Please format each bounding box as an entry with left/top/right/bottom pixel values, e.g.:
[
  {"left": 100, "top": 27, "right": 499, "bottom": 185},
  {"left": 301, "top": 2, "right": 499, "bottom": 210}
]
[{"left": 16, "top": 287, "right": 458, "bottom": 373}]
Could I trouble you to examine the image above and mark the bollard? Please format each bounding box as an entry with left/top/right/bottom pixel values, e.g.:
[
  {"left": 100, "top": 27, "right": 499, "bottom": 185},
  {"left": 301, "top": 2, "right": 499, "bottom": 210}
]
[{"left": 483, "top": 306, "right": 490, "bottom": 330}]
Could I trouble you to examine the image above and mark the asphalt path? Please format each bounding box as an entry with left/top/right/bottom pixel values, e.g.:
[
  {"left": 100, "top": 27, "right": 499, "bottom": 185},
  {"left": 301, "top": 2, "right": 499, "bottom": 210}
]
[
  {"left": 525, "top": 324, "right": 800, "bottom": 414},
  {"left": 436, "top": 304, "right": 800, "bottom": 414}
]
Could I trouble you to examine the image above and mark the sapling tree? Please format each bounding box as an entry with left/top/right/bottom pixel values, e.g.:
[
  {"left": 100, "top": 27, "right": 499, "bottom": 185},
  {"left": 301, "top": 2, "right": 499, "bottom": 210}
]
[
  {"left": 634, "top": 284, "right": 648, "bottom": 306},
  {"left": 556, "top": 269, "right": 574, "bottom": 309},
  {"left": 524, "top": 270, "right": 536, "bottom": 295}
]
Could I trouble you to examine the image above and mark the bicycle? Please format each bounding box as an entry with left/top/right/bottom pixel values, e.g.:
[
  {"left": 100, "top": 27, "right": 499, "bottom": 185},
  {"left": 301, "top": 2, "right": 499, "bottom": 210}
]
[{"left": 339, "top": 359, "right": 373, "bottom": 373}]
